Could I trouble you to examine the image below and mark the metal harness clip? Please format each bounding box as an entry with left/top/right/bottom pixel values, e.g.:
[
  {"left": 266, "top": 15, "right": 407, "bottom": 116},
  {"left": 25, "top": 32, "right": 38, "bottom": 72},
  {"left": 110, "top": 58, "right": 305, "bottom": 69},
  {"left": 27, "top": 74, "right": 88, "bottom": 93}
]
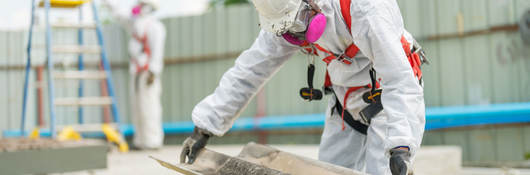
[{"left": 336, "top": 53, "right": 353, "bottom": 64}]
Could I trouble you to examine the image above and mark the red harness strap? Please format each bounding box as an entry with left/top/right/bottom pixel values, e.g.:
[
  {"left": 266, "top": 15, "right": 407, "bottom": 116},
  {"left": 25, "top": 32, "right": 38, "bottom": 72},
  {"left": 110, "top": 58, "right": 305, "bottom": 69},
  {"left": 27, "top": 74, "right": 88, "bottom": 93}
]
[
  {"left": 300, "top": 42, "right": 360, "bottom": 89},
  {"left": 132, "top": 33, "right": 152, "bottom": 73},
  {"left": 316, "top": 44, "right": 359, "bottom": 87},
  {"left": 340, "top": 0, "right": 352, "bottom": 31},
  {"left": 401, "top": 37, "right": 422, "bottom": 80}
]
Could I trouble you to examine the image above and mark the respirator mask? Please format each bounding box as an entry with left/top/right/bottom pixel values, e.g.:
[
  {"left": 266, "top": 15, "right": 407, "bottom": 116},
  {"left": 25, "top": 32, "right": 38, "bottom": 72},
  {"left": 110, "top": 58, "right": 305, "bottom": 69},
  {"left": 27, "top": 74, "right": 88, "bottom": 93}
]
[{"left": 282, "top": 0, "right": 327, "bottom": 45}]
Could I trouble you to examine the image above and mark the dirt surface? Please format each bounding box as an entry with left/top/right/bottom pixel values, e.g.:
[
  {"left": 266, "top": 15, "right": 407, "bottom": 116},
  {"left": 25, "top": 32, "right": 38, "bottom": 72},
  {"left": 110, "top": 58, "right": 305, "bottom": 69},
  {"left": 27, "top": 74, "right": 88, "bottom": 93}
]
[{"left": 0, "top": 138, "right": 61, "bottom": 152}]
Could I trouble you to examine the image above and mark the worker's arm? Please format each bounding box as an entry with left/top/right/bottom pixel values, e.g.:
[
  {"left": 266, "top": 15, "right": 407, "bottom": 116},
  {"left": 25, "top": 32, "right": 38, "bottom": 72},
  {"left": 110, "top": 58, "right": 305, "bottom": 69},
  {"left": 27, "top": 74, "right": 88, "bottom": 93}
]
[
  {"left": 349, "top": 0, "right": 424, "bottom": 153},
  {"left": 101, "top": 0, "right": 133, "bottom": 29},
  {"left": 146, "top": 20, "right": 166, "bottom": 75},
  {"left": 191, "top": 30, "right": 299, "bottom": 136}
]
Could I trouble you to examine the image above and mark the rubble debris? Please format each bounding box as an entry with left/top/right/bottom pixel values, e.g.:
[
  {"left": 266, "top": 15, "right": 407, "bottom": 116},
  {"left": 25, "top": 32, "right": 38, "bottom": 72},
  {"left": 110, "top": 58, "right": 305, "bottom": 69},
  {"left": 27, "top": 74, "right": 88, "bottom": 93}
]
[{"left": 217, "top": 158, "right": 287, "bottom": 175}]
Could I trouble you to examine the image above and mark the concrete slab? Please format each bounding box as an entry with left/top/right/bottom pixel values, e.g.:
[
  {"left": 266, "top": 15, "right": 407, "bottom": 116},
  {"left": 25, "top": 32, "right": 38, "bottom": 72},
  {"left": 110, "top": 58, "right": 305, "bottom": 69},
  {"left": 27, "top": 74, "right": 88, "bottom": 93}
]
[
  {"left": 238, "top": 143, "right": 363, "bottom": 175},
  {"left": 413, "top": 146, "right": 462, "bottom": 175},
  {"left": 152, "top": 146, "right": 287, "bottom": 175},
  {"left": 0, "top": 138, "right": 108, "bottom": 175},
  {"left": 460, "top": 167, "right": 530, "bottom": 175},
  {"left": 153, "top": 143, "right": 362, "bottom": 175}
]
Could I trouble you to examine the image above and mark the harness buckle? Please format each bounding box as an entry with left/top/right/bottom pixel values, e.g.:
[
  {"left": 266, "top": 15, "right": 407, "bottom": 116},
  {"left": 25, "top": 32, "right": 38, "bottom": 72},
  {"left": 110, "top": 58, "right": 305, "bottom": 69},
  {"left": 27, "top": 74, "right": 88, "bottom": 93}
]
[
  {"left": 412, "top": 39, "right": 429, "bottom": 65},
  {"left": 323, "top": 85, "right": 333, "bottom": 95},
  {"left": 300, "top": 44, "right": 319, "bottom": 56},
  {"left": 336, "top": 53, "right": 353, "bottom": 65}
]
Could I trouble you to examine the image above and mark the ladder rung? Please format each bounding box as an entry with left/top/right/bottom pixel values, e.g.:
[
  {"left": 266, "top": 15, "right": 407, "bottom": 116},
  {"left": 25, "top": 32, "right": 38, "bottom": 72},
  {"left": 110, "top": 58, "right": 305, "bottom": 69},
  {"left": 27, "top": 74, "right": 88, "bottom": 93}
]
[
  {"left": 51, "top": 56, "right": 102, "bottom": 64},
  {"left": 54, "top": 70, "right": 107, "bottom": 79},
  {"left": 39, "top": 0, "right": 90, "bottom": 8},
  {"left": 52, "top": 23, "right": 96, "bottom": 29},
  {"left": 55, "top": 97, "right": 112, "bottom": 106},
  {"left": 52, "top": 45, "right": 101, "bottom": 54},
  {"left": 59, "top": 123, "right": 118, "bottom": 133}
]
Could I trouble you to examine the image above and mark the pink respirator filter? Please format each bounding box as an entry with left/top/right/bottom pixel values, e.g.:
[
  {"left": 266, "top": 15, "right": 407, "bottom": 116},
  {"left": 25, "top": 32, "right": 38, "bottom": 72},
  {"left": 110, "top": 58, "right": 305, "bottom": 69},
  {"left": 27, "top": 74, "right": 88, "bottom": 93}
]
[
  {"left": 282, "top": 32, "right": 305, "bottom": 45},
  {"left": 131, "top": 5, "right": 142, "bottom": 16},
  {"left": 305, "top": 13, "right": 326, "bottom": 43}
]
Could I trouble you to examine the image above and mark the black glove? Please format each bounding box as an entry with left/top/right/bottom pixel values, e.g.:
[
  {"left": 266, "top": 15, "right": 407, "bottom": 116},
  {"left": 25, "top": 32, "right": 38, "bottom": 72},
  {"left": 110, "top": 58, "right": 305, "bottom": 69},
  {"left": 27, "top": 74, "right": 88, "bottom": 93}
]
[
  {"left": 179, "top": 127, "right": 212, "bottom": 164},
  {"left": 389, "top": 148, "right": 413, "bottom": 175}
]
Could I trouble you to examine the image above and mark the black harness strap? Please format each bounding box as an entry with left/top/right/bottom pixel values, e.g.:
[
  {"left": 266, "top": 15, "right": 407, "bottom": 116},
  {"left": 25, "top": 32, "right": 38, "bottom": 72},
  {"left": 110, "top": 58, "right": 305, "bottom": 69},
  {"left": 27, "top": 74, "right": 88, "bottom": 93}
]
[
  {"left": 369, "top": 68, "right": 377, "bottom": 94},
  {"left": 332, "top": 96, "right": 368, "bottom": 135}
]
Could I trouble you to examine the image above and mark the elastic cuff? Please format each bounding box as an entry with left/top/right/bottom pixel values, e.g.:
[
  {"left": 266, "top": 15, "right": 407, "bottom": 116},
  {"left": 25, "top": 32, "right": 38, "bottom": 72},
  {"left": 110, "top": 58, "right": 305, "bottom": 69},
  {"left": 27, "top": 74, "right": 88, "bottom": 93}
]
[
  {"left": 393, "top": 146, "right": 410, "bottom": 151},
  {"left": 196, "top": 126, "right": 213, "bottom": 137}
]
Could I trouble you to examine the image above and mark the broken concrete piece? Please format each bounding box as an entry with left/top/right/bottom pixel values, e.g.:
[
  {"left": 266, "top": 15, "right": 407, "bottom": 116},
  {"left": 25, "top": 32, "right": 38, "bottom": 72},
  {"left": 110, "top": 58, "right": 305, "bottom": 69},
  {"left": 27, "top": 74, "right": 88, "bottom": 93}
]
[
  {"left": 153, "top": 142, "right": 364, "bottom": 175},
  {"left": 239, "top": 142, "right": 363, "bottom": 175},
  {"left": 150, "top": 150, "right": 286, "bottom": 175}
]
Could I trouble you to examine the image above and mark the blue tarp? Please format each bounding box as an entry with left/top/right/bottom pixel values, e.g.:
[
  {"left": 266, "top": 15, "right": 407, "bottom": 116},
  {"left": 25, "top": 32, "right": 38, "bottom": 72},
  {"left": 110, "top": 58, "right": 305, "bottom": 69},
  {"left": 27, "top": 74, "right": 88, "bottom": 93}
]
[{"left": 4, "top": 102, "right": 530, "bottom": 138}]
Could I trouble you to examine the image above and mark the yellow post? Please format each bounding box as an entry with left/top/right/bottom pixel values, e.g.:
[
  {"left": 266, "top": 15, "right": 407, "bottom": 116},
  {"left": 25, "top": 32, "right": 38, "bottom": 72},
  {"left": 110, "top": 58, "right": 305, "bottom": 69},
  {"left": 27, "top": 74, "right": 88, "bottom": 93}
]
[
  {"left": 102, "top": 124, "right": 129, "bottom": 152},
  {"left": 29, "top": 128, "right": 40, "bottom": 139},
  {"left": 38, "top": 0, "right": 91, "bottom": 8},
  {"left": 57, "top": 126, "right": 82, "bottom": 141}
]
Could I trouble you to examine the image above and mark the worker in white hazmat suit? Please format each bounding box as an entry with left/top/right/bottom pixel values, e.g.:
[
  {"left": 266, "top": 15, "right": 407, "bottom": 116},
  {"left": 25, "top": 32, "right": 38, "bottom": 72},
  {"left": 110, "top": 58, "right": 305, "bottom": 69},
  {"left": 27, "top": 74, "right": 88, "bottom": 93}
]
[
  {"left": 104, "top": 0, "right": 166, "bottom": 149},
  {"left": 181, "top": 0, "right": 426, "bottom": 174}
]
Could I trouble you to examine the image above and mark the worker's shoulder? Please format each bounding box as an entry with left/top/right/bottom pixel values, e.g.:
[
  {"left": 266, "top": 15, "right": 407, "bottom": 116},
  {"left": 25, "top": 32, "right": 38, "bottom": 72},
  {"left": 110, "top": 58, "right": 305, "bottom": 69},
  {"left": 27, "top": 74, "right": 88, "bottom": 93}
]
[
  {"left": 349, "top": 0, "right": 400, "bottom": 15},
  {"left": 347, "top": 0, "right": 404, "bottom": 37},
  {"left": 148, "top": 19, "right": 166, "bottom": 33},
  {"left": 150, "top": 18, "right": 165, "bottom": 27}
]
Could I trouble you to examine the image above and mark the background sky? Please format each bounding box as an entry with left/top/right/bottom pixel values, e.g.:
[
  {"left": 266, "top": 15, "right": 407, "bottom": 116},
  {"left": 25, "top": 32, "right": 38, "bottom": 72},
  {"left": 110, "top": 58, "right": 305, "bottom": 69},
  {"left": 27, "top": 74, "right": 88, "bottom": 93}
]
[{"left": 0, "top": 0, "right": 208, "bottom": 31}]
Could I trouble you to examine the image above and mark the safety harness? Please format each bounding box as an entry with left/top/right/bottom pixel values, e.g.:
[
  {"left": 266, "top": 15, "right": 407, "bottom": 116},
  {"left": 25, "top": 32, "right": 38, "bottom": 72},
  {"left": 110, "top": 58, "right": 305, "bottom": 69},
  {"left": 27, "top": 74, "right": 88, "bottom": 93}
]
[
  {"left": 131, "top": 32, "right": 152, "bottom": 74},
  {"left": 295, "top": 0, "right": 425, "bottom": 134}
]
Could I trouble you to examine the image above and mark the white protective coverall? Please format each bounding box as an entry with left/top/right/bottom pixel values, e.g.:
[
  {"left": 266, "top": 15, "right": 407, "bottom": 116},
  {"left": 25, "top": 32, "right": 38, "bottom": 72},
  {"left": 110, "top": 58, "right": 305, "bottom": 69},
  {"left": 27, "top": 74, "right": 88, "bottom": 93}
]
[
  {"left": 106, "top": 0, "right": 166, "bottom": 149},
  {"left": 191, "top": 0, "right": 425, "bottom": 174}
]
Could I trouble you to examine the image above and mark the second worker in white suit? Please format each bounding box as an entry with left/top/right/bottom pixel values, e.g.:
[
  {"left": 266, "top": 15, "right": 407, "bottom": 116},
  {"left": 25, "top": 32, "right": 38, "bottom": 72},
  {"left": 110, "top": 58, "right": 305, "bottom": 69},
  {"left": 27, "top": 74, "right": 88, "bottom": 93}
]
[{"left": 104, "top": 0, "right": 166, "bottom": 149}]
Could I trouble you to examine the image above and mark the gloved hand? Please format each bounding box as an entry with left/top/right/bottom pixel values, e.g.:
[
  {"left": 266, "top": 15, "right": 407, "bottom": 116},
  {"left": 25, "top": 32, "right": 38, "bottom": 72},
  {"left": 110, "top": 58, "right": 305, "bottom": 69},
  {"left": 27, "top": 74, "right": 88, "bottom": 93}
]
[
  {"left": 146, "top": 71, "right": 155, "bottom": 85},
  {"left": 389, "top": 148, "right": 413, "bottom": 175},
  {"left": 179, "top": 127, "right": 212, "bottom": 164}
]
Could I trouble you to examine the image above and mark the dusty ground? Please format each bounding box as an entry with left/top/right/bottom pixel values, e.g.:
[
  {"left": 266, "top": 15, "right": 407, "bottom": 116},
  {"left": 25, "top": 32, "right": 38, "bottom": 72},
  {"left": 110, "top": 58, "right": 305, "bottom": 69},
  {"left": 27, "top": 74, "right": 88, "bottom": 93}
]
[{"left": 46, "top": 145, "right": 530, "bottom": 175}]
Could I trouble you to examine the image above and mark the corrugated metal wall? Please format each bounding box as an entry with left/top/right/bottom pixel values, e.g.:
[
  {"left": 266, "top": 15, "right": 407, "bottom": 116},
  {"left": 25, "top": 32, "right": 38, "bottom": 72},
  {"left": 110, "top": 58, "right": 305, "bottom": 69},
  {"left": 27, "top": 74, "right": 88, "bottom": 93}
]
[
  {"left": 0, "top": 0, "right": 529, "bottom": 129},
  {"left": 0, "top": 1, "right": 529, "bottom": 160}
]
